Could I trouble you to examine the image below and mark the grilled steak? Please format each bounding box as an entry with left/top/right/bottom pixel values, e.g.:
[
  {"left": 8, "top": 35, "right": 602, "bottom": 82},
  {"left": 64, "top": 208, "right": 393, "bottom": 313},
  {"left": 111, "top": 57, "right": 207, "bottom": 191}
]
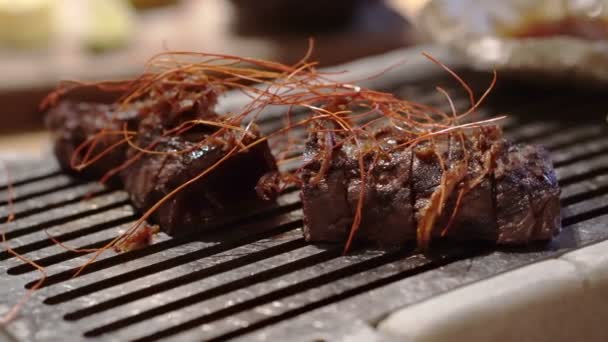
[
  {"left": 46, "top": 89, "right": 277, "bottom": 235},
  {"left": 300, "top": 122, "right": 561, "bottom": 247},
  {"left": 44, "top": 84, "right": 219, "bottom": 183},
  {"left": 45, "top": 101, "right": 138, "bottom": 184},
  {"left": 301, "top": 125, "right": 416, "bottom": 245},
  {"left": 121, "top": 113, "right": 277, "bottom": 235},
  {"left": 495, "top": 143, "right": 561, "bottom": 243}
]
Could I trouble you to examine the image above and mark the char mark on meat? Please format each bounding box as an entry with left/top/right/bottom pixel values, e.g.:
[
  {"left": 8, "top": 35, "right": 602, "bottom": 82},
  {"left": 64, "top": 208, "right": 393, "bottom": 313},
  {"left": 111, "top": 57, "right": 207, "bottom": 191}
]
[
  {"left": 122, "top": 113, "right": 277, "bottom": 235},
  {"left": 45, "top": 101, "right": 138, "bottom": 185},
  {"left": 300, "top": 121, "right": 561, "bottom": 248},
  {"left": 301, "top": 123, "right": 416, "bottom": 247},
  {"left": 494, "top": 143, "right": 561, "bottom": 243},
  {"left": 46, "top": 87, "right": 277, "bottom": 236}
]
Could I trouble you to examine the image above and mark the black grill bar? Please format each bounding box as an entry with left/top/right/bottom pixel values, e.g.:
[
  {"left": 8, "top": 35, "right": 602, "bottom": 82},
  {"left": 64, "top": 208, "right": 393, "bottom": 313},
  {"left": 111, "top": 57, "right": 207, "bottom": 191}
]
[
  {"left": 46, "top": 220, "right": 305, "bottom": 305},
  {"left": 0, "top": 182, "right": 108, "bottom": 221},
  {"left": 561, "top": 184, "right": 608, "bottom": 208},
  {"left": 21, "top": 211, "right": 301, "bottom": 288},
  {"left": 0, "top": 160, "right": 61, "bottom": 191},
  {"left": 0, "top": 209, "right": 136, "bottom": 261},
  {"left": 0, "top": 174, "right": 80, "bottom": 206},
  {"left": 63, "top": 237, "right": 309, "bottom": 318},
  {"left": 85, "top": 246, "right": 339, "bottom": 338},
  {"left": 127, "top": 250, "right": 427, "bottom": 342},
  {"left": 556, "top": 155, "right": 608, "bottom": 186},
  {"left": 1, "top": 191, "right": 130, "bottom": 241},
  {"left": 12, "top": 190, "right": 301, "bottom": 277}
]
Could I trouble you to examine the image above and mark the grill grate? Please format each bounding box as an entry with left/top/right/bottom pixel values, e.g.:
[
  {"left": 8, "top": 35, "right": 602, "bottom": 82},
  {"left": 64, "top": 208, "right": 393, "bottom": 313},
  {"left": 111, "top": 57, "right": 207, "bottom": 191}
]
[{"left": 1, "top": 60, "right": 608, "bottom": 342}]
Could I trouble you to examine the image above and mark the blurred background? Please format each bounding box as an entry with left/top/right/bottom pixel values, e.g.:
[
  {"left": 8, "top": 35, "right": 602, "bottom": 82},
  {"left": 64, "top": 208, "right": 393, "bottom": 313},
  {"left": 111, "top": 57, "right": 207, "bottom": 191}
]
[
  {"left": 2, "top": 0, "right": 607, "bottom": 159},
  {"left": 0, "top": 0, "right": 428, "bottom": 159}
]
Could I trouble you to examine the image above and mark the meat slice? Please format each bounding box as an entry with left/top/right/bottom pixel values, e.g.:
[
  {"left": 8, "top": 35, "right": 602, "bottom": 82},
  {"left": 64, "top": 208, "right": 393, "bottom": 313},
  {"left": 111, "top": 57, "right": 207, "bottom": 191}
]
[
  {"left": 411, "top": 138, "right": 450, "bottom": 241},
  {"left": 121, "top": 114, "right": 277, "bottom": 235},
  {"left": 45, "top": 101, "right": 138, "bottom": 183},
  {"left": 45, "top": 84, "right": 218, "bottom": 183},
  {"left": 439, "top": 134, "right": 497, "bottom": 241},
  {"left": 494, "top": 143, "right": 561, "bottom": 244},
  {"left": 47, "top": 87, "right": 277, "bottom": 236},
  {"left": 352, "top": 147, "right": 415, "bottom": 244},
  {"left": 416, "top": 132, "right": 499, "bottom": 243},
  {"left": 301, "top": 123, "right": 561, "bottom": 248},
  {"left": 301, "top": 125, "right": 416, "bottom": 247},
  {"left": 300, "top": 129, "right": 352, "bottom": 241},
  {"left": 521, "top": 145, "right": 561, "bottom": 240}
]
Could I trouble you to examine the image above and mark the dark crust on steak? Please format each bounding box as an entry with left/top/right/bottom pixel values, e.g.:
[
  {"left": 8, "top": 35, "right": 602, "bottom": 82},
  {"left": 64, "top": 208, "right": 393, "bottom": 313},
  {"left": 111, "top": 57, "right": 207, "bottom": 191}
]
[
  {"left": 45, "top": 85, "right": 218, "bottom": 183},
  {"left": 523, "top": 146, "right": 561, "bottom": 240},
  {"left": 47, "top": 93, "right": 278, "bottom": 236},
  {"left": 301, "top": 124, "right": 416, "bottom": 247},
  {"left": 411, "top": 138, "right": 449, "bottom": 240},
  {"left": 440, "top": 133, "right": 497, "bottom": 241},
  {"left": 121, "top": 114, "right": 277, "bottom": 235},
  {"left": 495, "top": 143, "right": 561, "bottom": 243},
  {"left": 45, "top": 101, "right": 138, "bottom": 184},
  {"left": 301, "top": 122, "right": 561, "bottom": 247}
]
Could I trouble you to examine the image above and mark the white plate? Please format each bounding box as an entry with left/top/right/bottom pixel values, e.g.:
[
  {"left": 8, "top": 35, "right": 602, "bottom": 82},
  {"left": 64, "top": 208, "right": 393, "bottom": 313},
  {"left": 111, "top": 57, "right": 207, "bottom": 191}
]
[{"left": 418, "top": 0, "right": 608, "bottom": 85}]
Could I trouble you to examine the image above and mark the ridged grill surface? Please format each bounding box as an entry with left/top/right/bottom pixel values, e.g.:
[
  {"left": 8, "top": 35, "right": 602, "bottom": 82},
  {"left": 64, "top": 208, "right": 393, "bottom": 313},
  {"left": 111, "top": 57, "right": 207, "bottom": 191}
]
[{"left": 1, "top": 69, "right": 607, "bottom": 342}]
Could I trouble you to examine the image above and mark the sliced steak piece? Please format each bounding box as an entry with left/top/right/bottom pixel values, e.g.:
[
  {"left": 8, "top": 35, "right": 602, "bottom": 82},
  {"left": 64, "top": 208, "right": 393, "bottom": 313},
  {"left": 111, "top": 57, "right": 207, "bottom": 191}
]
[
  {"left": 411, "top": 138, "right": 450, "bottom": 242},
  {"left": 431, "top": 130, "right": 499, "bottom": 242},
  {"left": 301, "top": 122, "right": 561, "bottom": 248},
  {"left": 301, "top": 167, "right": 352, "bottom": 242},
  {"left": 122, "top": 114, "right": 277, "bottom": 235},
  {"left": 494, "top": 143, "right": 561, "bottom": 244},
  {"left": 45, "top": 85, "right": 218, "bottom": 184},
  {"left": 300, "top": 129, "right": 353, "bottom": 241},
  {"left": 494, "top": 143, "right": 537, "bottom": 244},
  {"left": 301, "top": 125, "right": 416, "bottom": 247},
  {"left": 410, "top": 134, "right": 495, "bottom": 246},
  {"left": 347, "top": 147, "right": 415, "bottom": 245},
  {"left": 45, "top": 101, "right": 138, "bottom": 183},
  {"left": 300, "top": 130, "right": 353, "bottom": 241},
  {"left": 521, "top": 145, "right": 561, "bottom": 240},
  {"left": 47, "top": 87, "right": 276, "bottom": 236}
]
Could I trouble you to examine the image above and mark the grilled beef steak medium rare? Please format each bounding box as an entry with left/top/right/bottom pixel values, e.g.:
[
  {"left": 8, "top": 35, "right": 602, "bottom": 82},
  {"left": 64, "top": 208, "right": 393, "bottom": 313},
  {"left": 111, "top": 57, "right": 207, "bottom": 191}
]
[
  {"left": 121, "top": 112, "right": 277, "bottom": 235},
  {"left": 45, "top": 86, "right": 219, "bottom": 184},
  {"left": 300, "top": 122, "right": 561, "bottom": 246},
  {"left": 45, "top": 101, "right": 139, "bottom": 184},
  {"left": 495, "top": 143, "right": 561, "bottom": 243},
  {"left": 46, "top": 95, "right": 277, "bottom": 235}
]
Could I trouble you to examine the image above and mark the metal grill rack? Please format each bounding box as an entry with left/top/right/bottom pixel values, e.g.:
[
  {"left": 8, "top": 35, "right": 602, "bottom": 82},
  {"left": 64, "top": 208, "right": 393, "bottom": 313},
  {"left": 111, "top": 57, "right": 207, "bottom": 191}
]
[{"left": 1, "top": 50, "right": 608, "bottom": 342}]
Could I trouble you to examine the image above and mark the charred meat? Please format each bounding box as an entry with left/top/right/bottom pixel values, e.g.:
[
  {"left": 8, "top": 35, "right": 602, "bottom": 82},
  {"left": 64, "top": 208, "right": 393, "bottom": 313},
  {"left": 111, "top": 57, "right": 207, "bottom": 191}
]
[
  {"left": 45, "top": 101, "right": 138, "bottom": 184},
  {"left": 45, "top": 87, "right": 277, "bottom": 235},
  {"left": 121, "top": 112, "right": 277, "bottom": 235},
  {"left": 300, "top": 122, "right": 561, "bottom": 247}
]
